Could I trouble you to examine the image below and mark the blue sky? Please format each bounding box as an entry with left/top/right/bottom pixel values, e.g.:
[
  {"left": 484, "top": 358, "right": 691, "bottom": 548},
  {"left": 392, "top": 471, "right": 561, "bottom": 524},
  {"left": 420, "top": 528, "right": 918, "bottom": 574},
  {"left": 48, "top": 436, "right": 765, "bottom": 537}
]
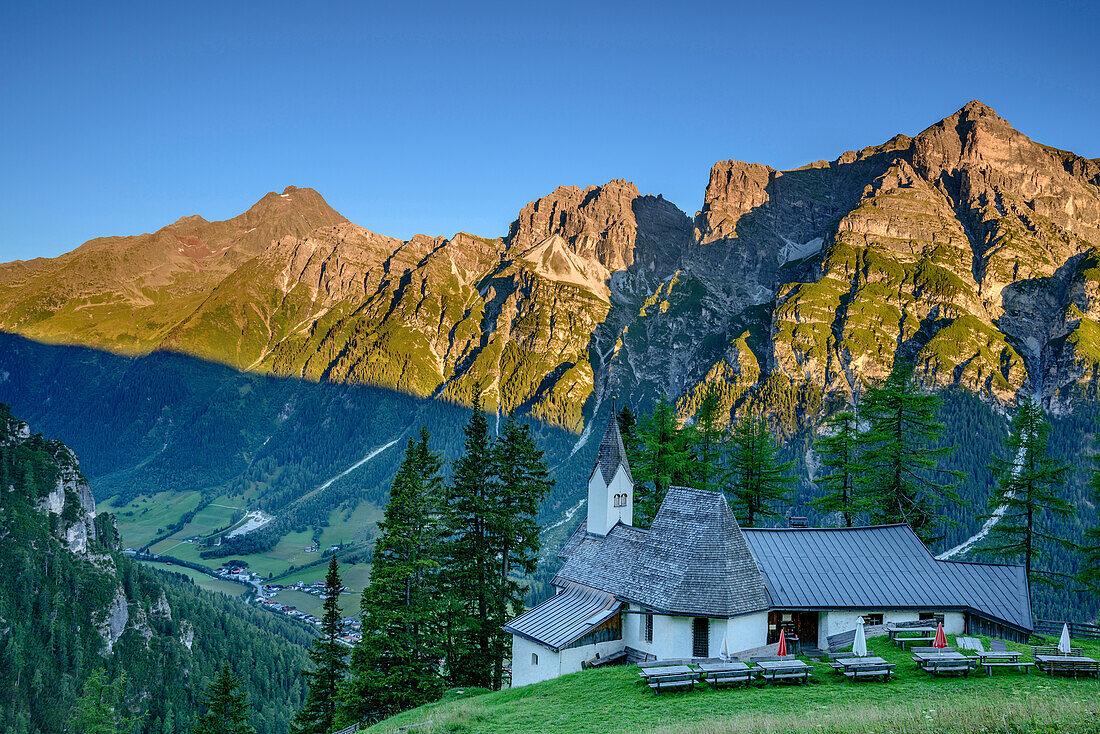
[{"left": 1, "top": 0, "right": 1097, "bottom": 262}]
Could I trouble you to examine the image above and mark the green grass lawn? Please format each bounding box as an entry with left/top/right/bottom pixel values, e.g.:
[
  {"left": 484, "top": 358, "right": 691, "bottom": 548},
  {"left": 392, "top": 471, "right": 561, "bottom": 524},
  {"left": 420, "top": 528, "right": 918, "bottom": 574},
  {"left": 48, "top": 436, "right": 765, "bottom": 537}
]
[
  {"left": 104, "top": 490, "right": 203, "bottom": 548},
  {"left": 366, "top": 635, "right": 1100, "bottom": 734},
  {"left": 138, "top": 561, "right": 249, "bottom": 598}
]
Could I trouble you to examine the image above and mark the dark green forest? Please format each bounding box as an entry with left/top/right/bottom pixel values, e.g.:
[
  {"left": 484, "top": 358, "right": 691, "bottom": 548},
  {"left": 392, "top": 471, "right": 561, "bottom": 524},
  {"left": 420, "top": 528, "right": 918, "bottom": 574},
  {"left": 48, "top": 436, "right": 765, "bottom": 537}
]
[{"left": 0, "top": 403, "right": 313, "bottom": 734}]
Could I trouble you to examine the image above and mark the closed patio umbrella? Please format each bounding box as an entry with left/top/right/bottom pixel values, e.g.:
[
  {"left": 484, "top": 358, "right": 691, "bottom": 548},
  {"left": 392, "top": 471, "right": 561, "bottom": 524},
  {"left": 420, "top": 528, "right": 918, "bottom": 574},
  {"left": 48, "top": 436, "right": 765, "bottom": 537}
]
[
  {"left": 932, "top": 622, "right": 948, "bottom": 649},
  {"left": 852, "top": 616, "right": 867, "bottom": 657},
  {"left": 1058, "top": 623, "right": 1072, "bottom": 654},
  {"left": 777, "top": 629, "right": 787, "bottom": 656},
  {"left": 720, "top": 632, "right": 730, "bottom": 661}
]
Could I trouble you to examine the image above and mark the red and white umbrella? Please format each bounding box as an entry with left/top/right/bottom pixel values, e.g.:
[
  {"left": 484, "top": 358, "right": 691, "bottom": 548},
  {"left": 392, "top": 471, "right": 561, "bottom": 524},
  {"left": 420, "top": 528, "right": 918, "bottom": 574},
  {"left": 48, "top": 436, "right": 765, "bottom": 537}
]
[
  {"left": 932, "top": 621, "right": 948, "bottom": 649},
  {"left": 777, "top": 629, "right": 788, "bottom": 656}
]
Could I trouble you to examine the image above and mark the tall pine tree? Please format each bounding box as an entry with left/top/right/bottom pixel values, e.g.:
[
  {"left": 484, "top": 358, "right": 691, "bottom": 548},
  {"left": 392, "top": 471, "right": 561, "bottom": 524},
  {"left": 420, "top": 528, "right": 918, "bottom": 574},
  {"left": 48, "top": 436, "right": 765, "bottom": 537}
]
[
  {"left": 440, "top": 388, "right": 497, "bottom": 688},
  {"left": 856, "top": 361, "right": 962, "bottom": 543},
  {"left": 726, "top": 414, "right": 795, "bottom": 527},
  {"left": 1079, "top": 440, "right": 1100, "bottom": 594},
  {"left": 811, "top": 409, "right": 862, "bottom": 526},
  {"left": 193, "top": 664, "right": 255, "bottom": 734},
  {"left": 293, "top": 555, "right": 347, "bottom": 734},
  {"left": 984, "top": 398, "right": 1072, "bottom": 585},
  {"left": 68, "top": 670, "right": 141, "bottom": 734},
  {"left": 691, "top": 385, "right": 728, "bottom": 493},
  {"left": 489, "top": 415, "right": 553, "bottom": 689},
  {"left": 339, "top": 428, "right": 445, "bottom": 724}
]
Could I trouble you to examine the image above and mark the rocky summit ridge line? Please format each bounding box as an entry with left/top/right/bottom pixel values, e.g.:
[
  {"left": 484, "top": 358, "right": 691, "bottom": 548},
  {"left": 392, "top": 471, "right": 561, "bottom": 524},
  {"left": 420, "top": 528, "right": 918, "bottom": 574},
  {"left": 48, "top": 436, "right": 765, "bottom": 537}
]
[{"left": 2, "top": 101, "right": 1099, "bottom": 432}]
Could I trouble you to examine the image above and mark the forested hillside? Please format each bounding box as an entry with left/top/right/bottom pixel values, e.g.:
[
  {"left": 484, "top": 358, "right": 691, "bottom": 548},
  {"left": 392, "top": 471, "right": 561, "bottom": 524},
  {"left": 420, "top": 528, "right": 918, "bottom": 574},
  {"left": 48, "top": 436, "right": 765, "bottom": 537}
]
[{"left": 0, "top": 403, "right": 314, "bottom": 733}]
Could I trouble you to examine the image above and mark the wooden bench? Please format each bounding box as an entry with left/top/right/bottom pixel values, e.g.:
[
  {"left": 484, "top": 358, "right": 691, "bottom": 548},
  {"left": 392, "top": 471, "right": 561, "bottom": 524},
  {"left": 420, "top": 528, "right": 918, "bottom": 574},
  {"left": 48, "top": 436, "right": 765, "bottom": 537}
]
[
  {"left": 894, "top": 636, "right": 935, "bottom": 650},
  {"left": 920, "top": 659, "right": 976, "bottom": 677},
  {"left": 981, "top": 660, "right": 1034, "bottom": 676},
  {"left": 1033, "top": 646, "right": 1083, "bottom": 658},
  {"left": 643, "top": 672, "right": 697, "bottom": 694},
  {"left": 1038, "top": 659, "right": 1100, "bottom": 679},
  {"left": 759, "top": 666, "right": 812, "bottom": 685},
  {"left": 842, "top": 661, "right": 895, "bottom": 682},
  {"left": 911, "top": 646, "right": 956, "bottom": 654},
  {"left": 703, "top": 670, "right": 756, "bottom": 688}
]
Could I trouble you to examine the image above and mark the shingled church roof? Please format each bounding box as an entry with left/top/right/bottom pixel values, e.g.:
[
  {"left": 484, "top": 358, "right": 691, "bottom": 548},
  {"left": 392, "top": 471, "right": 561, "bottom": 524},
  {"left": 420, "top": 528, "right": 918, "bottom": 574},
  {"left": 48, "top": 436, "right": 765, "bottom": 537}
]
[
  {"left": 553, "top": 486, "right": 770, "bottom": 617},
  {"left": 595, "top": 414, "right": 632, "bottom": 485}
]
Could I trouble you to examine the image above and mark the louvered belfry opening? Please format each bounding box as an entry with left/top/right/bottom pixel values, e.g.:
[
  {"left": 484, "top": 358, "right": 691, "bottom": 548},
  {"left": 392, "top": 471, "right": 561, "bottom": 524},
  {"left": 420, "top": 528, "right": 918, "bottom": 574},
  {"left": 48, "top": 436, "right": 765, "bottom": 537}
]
[{"left": 692, "top": 617, "right": 709, "bottom": 658}]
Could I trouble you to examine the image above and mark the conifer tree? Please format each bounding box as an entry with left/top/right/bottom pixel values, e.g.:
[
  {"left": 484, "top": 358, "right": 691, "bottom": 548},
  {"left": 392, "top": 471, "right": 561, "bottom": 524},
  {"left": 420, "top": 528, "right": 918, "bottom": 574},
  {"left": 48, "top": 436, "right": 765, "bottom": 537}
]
[
  {"left": 293, "top": 555, "right": 347, "bottom": 734},
  {"left": 691, "top": 385, "right": 728, "bottom": 493},
  {"left": 339, "top": 428, "right": 445, "bottom": 724},
  {"left": 984, "top": 398, "right": 1072, "bottom": 585},
  {"left": 811, "top": 409, "right": 862, "bottom": 526},
  {"left": 68, "top": 670, "right": 141, "bottom": 734},
  {"left": 1079, "top": 443, "right": 1100, "bottom": 594},
  {"left": 193, "top": 664, "right": 255, "bottom": 734},
  {"left": 489, "top": 414, "right": 553, "bottom": 688},
  {"left": 617, "top": 404, "right": 640, "bottom": 459},
  {"left": 440, "top": 388, "right": 497, "bottom": 688},
  {"left": 726, "top": 414, "right": 795, "bottom": 526},
  {"left": 856, "top": 361, "right": 962, "bottom": 543},
  {"left": 633, "top": 395, "right": 693, "bottom": 526}
]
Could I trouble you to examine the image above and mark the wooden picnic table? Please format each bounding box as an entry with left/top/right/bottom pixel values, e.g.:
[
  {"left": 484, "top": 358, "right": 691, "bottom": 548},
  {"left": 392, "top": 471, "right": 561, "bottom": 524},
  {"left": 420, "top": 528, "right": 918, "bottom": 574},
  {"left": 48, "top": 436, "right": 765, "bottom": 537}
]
[
  {"left": 912, "top": 652, "right": 977, "bottom": 677},
  {"left": 638, "top": 665, "right": 697, "bottom": 694},
  {"left": 974, "top": 650, "right": 1032, "bottom": 676},
  {"left": 1034, "top": 655, "right": 1100, "bottom": 679},
  {"left": 889, "top": 627, "right": 938, "bottom": 650},
  {"left": 755, "top": 659, "right": 813, "bottom": 685},
  {"left": 697, "top": 662, "right": 755, "bottom": 687},
  {"left": 836, "top": 656, "right": 895, "bottom": 682}
]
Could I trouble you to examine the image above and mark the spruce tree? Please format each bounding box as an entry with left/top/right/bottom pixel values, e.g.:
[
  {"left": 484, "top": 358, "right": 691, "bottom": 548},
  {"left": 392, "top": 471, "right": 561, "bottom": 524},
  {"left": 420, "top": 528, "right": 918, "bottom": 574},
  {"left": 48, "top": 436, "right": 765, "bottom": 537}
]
[
  {"left": 68, "top": 670, "right": 141, "bottom": 734},
  {"left": 633, "top": 395, "right": 693, "bottom": 526},
  {"left": 691, "top": 385, "right": 728, "bottom": 493},
  {"left": 489, "top": 415, "right": 553, "bottom": 688},
  {"left": 616, "top": 404, "right": 640, "bottom": 459},
  {"left": 1079, "top": 442, "right": 1100, "bottom": 594},
  {"left": 726, "top": 414, "right": 795, "bottom": 527},
  {"left": 193, "top": 664, "right": 255, "bottom": 734},
  {"left": 856, "top": 361, "right": 962, "bottom": 543},
  {"left": 293, "top": 555, "right": 347, "bottom": 734},
  {"left": 440, "top": 389, "right": 497, "bottom": 688},
  {"left": 984, "top": 398, "right": 1072, "bottom": 585},
  {"left": 811, "top": 409, "right": 862, "bottom": 526},
  {"left": 339, "top": 428, "right": 445, "bottom": 724}
]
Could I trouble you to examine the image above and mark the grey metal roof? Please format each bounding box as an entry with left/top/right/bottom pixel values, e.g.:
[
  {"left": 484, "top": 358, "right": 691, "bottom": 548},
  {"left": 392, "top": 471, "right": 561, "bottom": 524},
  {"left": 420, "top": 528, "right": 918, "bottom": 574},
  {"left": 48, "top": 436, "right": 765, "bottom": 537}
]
[
  {"left": 594, "top": 417, "right": 632, "bottom": 485},
  {"left": 742, "top": 525, "right": 1032, "bottom": 632},
  {"left": 553, "top": 487, "right": 770, "bottom": 617},
  {"left": 503, "top": 583, "right": 621, "bottom": 651}
]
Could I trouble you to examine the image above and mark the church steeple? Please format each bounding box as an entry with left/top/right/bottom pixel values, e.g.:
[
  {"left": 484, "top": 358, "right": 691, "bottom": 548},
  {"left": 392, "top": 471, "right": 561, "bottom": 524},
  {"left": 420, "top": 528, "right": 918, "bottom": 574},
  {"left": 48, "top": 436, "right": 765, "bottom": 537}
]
[{"left": 587, "top": 407, "right": 633, "bottom": 536}]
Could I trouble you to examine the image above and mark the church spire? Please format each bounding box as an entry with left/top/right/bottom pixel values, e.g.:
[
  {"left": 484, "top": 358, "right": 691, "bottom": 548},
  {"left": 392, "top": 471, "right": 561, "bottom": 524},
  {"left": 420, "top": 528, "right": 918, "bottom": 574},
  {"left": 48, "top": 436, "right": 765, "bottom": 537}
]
[{"left": 595, "top": 402, "right": 632, "bottom": 485}]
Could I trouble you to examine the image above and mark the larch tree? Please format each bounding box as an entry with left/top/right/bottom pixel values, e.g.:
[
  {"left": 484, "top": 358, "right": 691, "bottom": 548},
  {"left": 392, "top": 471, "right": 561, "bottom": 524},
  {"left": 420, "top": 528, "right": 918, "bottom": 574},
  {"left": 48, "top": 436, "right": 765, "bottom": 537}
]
[
  {"left": 293, "top": 555, "right": 347, "bottom": 734},
  {"left": 811, "top": 409, "right": 863, "bottom": 526},
  {"left": 339, "top": 428, "right": 445, "bottom": 724},
  {"left": 726, "top": 413, "right": 795, "bottom": 527},
  {"left": 440, "top": 388, "right": 497, "bottom": 688},
  {"left": 690, "top": 385, "right": 728, "bottom": 493},
  {"left": 856, "top": 361, "right": 962, "bottom": 543},
  {"left": 983, "top": 398, "right": 1072, "bottom": 585},
  {"left": 67, "top": 670, "right": 141, "bottom": 734},
  {"left": 489, "top": 414, "right": 553, "bottom": 689},
  {"left": 633, "top": 395, "right": 693, "bottom": 527},
  {"left": 1079, "top": 441, "right": 1100, "bottom": 594},
  {"left": 193, "top": 664, "right": 255, "bottom": 734}
]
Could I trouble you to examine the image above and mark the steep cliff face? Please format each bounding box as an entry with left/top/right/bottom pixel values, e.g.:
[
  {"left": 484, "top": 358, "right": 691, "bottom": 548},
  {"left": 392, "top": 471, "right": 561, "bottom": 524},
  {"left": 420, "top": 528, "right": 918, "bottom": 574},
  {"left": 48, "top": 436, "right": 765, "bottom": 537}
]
[{"left": 1, "top": 103, "right": 1099, "bottom": 431}]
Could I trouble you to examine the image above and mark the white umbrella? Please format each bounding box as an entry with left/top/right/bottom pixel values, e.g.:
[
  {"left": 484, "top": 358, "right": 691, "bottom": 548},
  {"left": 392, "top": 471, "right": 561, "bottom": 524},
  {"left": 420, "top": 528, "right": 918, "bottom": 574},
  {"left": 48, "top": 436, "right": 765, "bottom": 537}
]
[
  {"left": 1058, "top": 622, "right": 1072, "bottom": 655},
  {"left": 720, "top": 632, "right": 730, "bottom": 661},
  {"left": 852, "top": 616, "right": 868, "bottom": 657}
]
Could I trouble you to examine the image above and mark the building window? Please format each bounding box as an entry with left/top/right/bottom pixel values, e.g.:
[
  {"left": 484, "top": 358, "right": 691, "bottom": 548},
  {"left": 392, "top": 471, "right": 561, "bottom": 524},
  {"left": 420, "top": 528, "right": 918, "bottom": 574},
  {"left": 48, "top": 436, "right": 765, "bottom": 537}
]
[
  {"left": 644, "top": 613, "right": 653, "bottom": 643},
  {"left": 531, "top": 653, "right": 538, "bottom": 666},
  {"left": 863, "top": 613, "right": 884, "bottom": 626},
  {"left": 692, "top": 618, "right": 709, "bottom": 658},
  {"left": 613, "top": 493, "right": 628, "bottom": 507},
  {"left": 920, "top": 612, "right": 945, "bottom": 624}
]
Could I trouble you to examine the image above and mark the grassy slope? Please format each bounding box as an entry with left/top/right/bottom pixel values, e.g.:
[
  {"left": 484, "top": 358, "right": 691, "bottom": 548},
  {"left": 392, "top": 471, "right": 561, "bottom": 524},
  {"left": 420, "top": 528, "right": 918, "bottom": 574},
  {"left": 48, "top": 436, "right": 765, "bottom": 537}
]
[{"left": 367, "top": 636, "right": 1100, "bottom": 734}]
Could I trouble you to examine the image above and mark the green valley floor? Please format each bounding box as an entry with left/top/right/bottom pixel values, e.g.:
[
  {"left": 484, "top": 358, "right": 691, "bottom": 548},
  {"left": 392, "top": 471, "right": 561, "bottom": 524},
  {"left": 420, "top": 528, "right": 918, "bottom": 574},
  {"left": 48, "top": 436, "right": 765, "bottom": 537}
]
[{"left": 366, "top": 636, "right": 1100, "bottom": 734}]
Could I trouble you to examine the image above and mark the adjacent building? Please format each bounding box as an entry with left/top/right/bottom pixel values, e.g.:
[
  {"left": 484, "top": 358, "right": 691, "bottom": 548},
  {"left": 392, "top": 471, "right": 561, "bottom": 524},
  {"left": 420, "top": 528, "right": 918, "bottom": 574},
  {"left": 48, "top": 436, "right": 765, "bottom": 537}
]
[{"left": 505, "top": 417, "right": 1033, "bottom": 687}]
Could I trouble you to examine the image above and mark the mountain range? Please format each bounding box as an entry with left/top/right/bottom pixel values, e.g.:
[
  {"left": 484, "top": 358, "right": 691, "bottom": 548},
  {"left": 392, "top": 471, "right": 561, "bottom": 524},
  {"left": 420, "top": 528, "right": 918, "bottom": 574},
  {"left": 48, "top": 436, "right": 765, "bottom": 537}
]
[{"left": 3, "top": 101, "right": 1099, "bottom": 436}]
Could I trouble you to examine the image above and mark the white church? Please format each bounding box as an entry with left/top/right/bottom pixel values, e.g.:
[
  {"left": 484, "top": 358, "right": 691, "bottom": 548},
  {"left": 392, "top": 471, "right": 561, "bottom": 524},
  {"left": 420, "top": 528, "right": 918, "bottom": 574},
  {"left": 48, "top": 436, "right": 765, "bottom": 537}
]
[{"left": 504, "top": 417, "right": 1035, "bottom": 687}]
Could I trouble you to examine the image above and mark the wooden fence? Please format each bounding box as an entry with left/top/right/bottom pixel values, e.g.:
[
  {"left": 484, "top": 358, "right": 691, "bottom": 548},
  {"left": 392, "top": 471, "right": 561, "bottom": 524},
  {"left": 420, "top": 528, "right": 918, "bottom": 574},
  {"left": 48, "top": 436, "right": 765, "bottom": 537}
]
[{"left": 1035, "top": 619, "right": 1100, "bottom": 641}]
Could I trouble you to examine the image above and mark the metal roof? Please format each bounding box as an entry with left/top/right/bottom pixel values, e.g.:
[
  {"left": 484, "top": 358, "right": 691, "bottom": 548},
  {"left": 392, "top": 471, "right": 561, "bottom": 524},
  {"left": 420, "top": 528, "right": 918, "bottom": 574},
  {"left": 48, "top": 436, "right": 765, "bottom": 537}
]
[
  {"left": 503, "top": 583, "right": 621, "bottom": 651},
  {"left": 742, "top": 525, "right": 1033, "bottom": 632},
  {"left": 553, "top": 487, "right": 770, "bottom": 618}
]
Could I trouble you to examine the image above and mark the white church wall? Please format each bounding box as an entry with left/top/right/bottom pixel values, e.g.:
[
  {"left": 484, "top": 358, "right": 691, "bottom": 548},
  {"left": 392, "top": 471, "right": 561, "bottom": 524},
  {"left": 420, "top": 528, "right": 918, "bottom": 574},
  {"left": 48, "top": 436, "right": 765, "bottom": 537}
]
[
  {"left": 510, "top": 634, "right": 625, "bottom": 688},
  {"left": 822, "top": 609, "right": 967, "bottom": 647},
  {"left": 725, "top": 611, "right": 769, "bottom": 655}
]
